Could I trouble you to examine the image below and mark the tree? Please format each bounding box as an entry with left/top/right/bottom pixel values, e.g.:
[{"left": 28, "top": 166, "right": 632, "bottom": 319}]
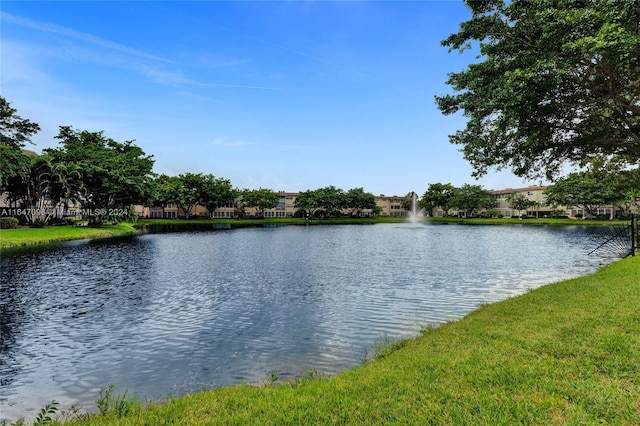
[
  {"left": 619, "top": 167, "right": 640, "bottom": 213},
  {"left": 345, "top": 187, "right": 377, "bottom": 216},
  {"left": 200, "top": 175, "right": 237, "bottom": 218},
  {"left": 449, "top": 184, "right": 495, "bottom": 217},
  {"left": 241, "top": 188, "right": 278, "bottom": 218},
  {"left": 314, "top": 186, "right": 347, "bottom": 218},
  {"left": 20, "top": 156, "right": 58, "bottom": 224},
  {"left": 46, "top": 126, "right": 155, "bottom": 224},
  {"left": 0, "top": 97, "right": 41, "bottom": 188},
  {"left": 149, "top": 174, "right": 178, "bottom": 218},
  {"left": 420, "top": 183, "right": 457, "bottom": 216},
  {"left": 400, "top": 191, "right": 418, "bottom": 212},
  {"left": 234, "top": 198, "right": 247, "bottom": 219},
  {"left": 294, "top": 190, "right": 317, "bottom": 218},
  {"left": 293, "top": 186, "right": 347, "bottom": 218},
  {"left": 507, "top": 194, "right": 537, "bottom": 217},
  {"left": 436, "top": 0, "right": 640, "bottom": 180},
  {"left": 543, "top": 162, "right": 631, "bottom": 218},
  {"left": 47, "top": 161, "right": 84, "bottom": 220},
  {"left": 13, "top": 155, "right": 84, "bottom": 224},
  {"left": 171, "top": 173, "right": 205, "bottom": 219}
]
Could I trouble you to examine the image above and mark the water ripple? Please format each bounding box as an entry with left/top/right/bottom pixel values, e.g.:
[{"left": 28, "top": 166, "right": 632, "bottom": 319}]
[{"left": 0, "top": 224, "right": 618, "bottom": 421}]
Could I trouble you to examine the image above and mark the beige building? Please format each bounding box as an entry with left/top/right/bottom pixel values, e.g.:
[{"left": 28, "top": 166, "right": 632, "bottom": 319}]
[
  {"left": 491, "top": 185, "right": 636, "bottom": 219},
  {"left": 492, "top": 185, "right": 548, "bottom": 218},
  {"left": 137, "top": 192, "right": 413, "bottom": 219},
  {"left": 430, "top": 186, "right": 550, "bottom": 218},
  {"left": 433, "top": 185, "right": 634, "bottom": 219},
  {"left": 135, "top": 185, "right": 636, "bottom": 220}
]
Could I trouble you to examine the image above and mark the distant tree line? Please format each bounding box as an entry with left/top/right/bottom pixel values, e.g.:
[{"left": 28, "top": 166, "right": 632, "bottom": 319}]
[
  {"left": 419, "top": 183, "right": 495, "bottom": 218},
  {"left": 0, "top": 97, "right": 380, "bottom": 225},
  {"left": 3, "top": 96, "right": 638, "bottom": 227},
  {"left": 543, "top": 159, "right": 640, "bottom": 219},
  {"left": 420, "top": 165, "right": 640, "bottom": 219}
]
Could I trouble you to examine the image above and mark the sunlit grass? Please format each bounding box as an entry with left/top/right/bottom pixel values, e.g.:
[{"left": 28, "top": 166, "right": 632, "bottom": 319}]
[
  {"left": 0, "top": 223, "right": 137, "bottom": 249},
  {"left": 59, "top": 256, "right": 639, "bottom": 425}
]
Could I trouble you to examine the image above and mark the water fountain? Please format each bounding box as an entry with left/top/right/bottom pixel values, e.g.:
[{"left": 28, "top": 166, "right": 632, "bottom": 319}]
[{"left": 406, "top": 193, "right": 425, "bottom": 224}]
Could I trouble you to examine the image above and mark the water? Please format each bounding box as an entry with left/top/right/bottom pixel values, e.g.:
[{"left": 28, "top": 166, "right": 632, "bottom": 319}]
[
  {"left": 0, "top": 223, "right": 619, "bottom": 421},
  {"left": 406, "top": 193, "right": 425, "bottom": 223}
]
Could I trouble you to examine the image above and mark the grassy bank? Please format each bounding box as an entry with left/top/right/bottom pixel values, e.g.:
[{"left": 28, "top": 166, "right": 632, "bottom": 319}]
[
  {"left": 1, "top": 216, "right": 623, "bottom": 251},
  {"left": 429, "top": 216, "right": 630, "bottom": 226},
  {"left": 0, "top": 223, "right": 138, "bottom": 250},
  {"left": 60, "top": 255, "right": 639, "bottom": 425}
]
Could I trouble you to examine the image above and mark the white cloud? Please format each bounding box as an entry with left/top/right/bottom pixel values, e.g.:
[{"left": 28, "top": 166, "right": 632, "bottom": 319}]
[
  {"left": 1, "top": 11, "right": 170, "bottom": 63},
  {"left": 1, "top": 12, "right": 281, "bottom": 91}
]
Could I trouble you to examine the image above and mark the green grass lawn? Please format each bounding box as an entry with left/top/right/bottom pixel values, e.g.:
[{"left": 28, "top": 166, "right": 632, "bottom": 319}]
[
  {"left": 55, "top": 255, "right": 639, "bottom": 425},
  {"left": 0, "top": 223, "right": 137, "bottom": 250}
]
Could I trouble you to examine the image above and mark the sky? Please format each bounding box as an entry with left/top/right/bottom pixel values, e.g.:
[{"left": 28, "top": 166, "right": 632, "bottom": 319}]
[{"left": 1, "top": 1, "right": 542, "bottom": 196}]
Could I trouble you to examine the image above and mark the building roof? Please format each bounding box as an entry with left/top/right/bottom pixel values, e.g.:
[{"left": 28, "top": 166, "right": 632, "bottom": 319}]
[{"left": 491, "top": 185, "right": 547, "bottom": 195}]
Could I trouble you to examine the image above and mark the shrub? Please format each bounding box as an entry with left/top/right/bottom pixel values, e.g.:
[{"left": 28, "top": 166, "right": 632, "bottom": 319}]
[
  {"left": 0, "top": 217, "right": 19, "bottom": 229},
  {"left": 483, "top": 209, "right": 501, "bottom": 218},
  {"left": 29, "top": 219, "right": 48, "bottom": 228},
  {"left": 96, "top": 385, "right": 140, "bottom": 418}
]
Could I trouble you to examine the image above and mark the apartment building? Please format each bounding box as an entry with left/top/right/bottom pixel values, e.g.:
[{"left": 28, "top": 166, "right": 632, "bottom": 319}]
[
  {"left": 138, "top": 192, "right": 412, "bottom": 219},
  {"left": 491, "top": 185, "right": 637, "bottom": 219},
  {"left": 429, "top": 185, "right": 551, "bottom": 218},
  {"left": 492, "top": 185, "right": 548, "bottom": 218},
  {"left": 80, "top": 186, "right": 640, "bottom": 221}
]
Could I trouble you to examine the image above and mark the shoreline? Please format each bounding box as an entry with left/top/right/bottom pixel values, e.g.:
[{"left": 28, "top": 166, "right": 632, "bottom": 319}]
[
  {"left": 2, "top": 223, "right": 638, "bottom": 424},
  {"left": 0, "top": 216, "right": 627, "bottom": 251},
  {"left": 0, "top": 223, "right": 139, "bottom": 251},
  {"left": 50, "top": 254, "right": 638, "bottom": 424}
]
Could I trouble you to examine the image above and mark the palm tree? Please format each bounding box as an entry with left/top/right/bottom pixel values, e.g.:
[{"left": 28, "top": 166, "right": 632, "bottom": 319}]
[
  {"left": 48, "top": 162, "right": 85, "bottom": 220},
  {"left": 19, "top": 156, "right": 85, "bottom": 224}
]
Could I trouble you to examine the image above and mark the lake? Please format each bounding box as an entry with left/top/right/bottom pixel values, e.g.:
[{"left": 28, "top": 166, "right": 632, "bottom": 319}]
[{"left": 0, "top": 223, "right": 620, "bottom": 421}]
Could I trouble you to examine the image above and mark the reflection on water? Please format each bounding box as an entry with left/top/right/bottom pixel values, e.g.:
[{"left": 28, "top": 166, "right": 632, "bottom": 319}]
[{"left": 0, "top": 224, "right": 618, "bottom": 420}]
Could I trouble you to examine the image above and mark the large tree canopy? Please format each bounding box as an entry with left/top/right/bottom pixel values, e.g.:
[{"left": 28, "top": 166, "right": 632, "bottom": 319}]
[
  {"left": 543, "top": 159, "right": 638, "bottom": 217},
  {"left": 449, "top": 184, "right": 495, "bottom": 217},
  {"left": 0, "top": 97, "right": 41, "bottom": 188},
  {"left": 420, "top": 183, "right": 457, "bottom": 216},
  {"left": 45, "top": 126, "right": 155, "bottom": 223},
  {"left": 242, "top": 187, "right": 279, "bottom": 218},
  {"left": 345, "top": 187, "right": 377, "bottom": 216},
  {"left": 436, "top": 0, "right": 640, "bottom": 179}
]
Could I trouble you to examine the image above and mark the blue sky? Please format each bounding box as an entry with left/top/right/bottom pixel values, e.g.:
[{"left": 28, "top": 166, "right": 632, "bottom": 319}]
[{"left": 1, "top": 1, "right": 539, "bottom": 196}]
